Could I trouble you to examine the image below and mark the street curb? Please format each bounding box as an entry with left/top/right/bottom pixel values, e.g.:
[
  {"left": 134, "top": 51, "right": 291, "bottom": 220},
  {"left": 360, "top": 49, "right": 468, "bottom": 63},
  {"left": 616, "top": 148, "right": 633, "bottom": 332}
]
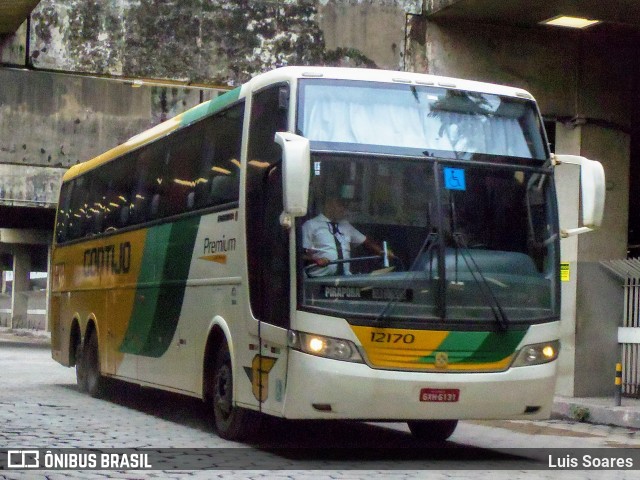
[
  {"left": 0, "top": 338, "right": 51, "bottom": 349},
  {"left": 0, "top": 329, "right": 51, "bottom": 349},
  {"left": 552, "top": 396, "right": 640, "bottom": 429}
]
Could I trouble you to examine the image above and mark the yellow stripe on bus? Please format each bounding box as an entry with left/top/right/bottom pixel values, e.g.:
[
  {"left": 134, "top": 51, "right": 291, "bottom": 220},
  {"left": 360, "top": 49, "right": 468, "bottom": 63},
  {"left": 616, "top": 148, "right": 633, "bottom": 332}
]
[
  {"left": 52, "top": 228, "right": 149, "bottom": 371},
  {"left": 351, "top": 325, "right": 517, "bottom": 372}
]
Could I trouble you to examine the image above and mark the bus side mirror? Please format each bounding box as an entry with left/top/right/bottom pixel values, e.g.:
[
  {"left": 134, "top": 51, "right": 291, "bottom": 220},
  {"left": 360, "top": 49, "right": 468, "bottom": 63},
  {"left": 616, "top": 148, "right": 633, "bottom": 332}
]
[
  {"left": 554, "top": 154, "right": 606, "bottom": 237},
  {"left": 274, "top": 132, "right": 310, "bottom": 226}
]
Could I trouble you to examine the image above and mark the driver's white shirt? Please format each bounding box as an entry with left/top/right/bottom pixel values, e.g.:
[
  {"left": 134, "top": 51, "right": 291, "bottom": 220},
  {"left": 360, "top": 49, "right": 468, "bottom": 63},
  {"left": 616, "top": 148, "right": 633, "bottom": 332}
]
[{"left": 302, "top": 213, "right": 366, "bottom": 276}]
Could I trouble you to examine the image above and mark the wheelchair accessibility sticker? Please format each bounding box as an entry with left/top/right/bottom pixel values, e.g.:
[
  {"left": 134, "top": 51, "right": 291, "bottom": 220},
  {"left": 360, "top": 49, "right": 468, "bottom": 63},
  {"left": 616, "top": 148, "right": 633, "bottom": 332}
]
[{"left": 444, "top": 167, "right": 466, "bottom": 191}]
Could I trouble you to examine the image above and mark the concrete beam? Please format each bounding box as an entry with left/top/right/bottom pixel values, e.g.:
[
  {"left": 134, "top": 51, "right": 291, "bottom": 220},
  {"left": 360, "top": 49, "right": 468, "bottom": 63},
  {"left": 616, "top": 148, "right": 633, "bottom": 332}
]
[
  {"left": 0, "top": 0, "right": 40, "bottom": 35},
  {"left": 424, "top": 0, "right": 461, "bottom": 16},
  {"left": 0, "top": 228, "right": 51, "bottom": 245},
  {"left": 0, "top": 164, "right": 64, "bottom": 205}
]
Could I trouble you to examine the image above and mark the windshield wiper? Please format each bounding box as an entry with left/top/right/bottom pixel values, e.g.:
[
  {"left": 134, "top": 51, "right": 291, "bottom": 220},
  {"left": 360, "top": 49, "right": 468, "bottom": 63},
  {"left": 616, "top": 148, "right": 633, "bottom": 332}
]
[{"left": 452, "top": 233, "right": 509, "bottom": 331}]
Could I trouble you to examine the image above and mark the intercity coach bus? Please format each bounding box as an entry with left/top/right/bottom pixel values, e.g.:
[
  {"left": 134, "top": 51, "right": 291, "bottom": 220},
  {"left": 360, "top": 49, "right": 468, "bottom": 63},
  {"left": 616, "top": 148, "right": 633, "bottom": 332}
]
[{"left": 50, "top": 66, "right": 605, "bottom": 442}]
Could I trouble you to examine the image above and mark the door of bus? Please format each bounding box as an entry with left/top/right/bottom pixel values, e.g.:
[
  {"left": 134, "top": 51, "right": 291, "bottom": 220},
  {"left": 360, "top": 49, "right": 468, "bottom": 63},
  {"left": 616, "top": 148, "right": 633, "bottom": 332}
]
[{"left": 245, "top": 84, "right": 291, "bottom": 415}]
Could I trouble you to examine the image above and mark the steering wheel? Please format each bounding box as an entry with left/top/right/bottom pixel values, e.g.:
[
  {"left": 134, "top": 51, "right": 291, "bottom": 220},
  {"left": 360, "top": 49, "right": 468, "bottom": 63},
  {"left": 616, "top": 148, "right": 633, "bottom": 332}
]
[{"left": 304, "top": 255, "right": 390, "bottom": 277}]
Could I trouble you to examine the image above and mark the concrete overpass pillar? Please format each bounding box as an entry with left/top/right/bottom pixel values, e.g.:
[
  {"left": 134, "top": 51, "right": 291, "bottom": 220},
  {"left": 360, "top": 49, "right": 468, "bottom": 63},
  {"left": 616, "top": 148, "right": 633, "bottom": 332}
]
[
  {"left": 1, "top": 228, "right": 52, "bottom": 330},
  {"left": 10, "top": 248, "right": 30, "bottom": 329}
]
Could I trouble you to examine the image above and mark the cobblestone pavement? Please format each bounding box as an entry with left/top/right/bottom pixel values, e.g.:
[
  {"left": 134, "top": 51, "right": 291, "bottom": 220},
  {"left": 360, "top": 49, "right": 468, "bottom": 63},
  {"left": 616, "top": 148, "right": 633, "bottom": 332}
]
[{"left": 1, "top": 344, "right": 639, "bottom": 479}]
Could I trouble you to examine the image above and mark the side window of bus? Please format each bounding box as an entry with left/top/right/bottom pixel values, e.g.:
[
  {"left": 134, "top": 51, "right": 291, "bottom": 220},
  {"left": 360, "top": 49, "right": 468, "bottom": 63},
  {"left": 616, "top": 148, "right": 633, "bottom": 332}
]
[
  {"left": 162, "top": 126, "right": 201, "bottom": 217},
  {"left": 87, "top": 167, "right": 110, "bottom": 236},
  {"left": 55, "top": 182, "right": 73, "bottom": 243},
  {"left": 247, "top": 84, "right": 288, "bottom": 164},
  {"left": 130, "top": 143, "right": 166, "bottom": 223},
  {"left": 66, "top": 176, "right": 92, "bottom": 240},
  {"left": 102, "top": 159, "right": 135, "bottom": 232},
  {"left": 194, "top": 102, "right": 244, "bottom": 208}
]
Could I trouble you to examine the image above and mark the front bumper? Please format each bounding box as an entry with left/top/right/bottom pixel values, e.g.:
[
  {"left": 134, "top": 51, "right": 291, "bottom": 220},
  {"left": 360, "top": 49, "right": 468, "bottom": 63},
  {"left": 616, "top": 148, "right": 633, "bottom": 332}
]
[{"left": 282, "top": 350, "right": 557, "bottom": 420}]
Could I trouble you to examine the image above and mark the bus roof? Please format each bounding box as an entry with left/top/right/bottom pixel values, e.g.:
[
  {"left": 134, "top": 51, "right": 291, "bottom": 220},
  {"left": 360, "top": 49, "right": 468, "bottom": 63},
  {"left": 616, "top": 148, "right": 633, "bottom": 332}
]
[
  {"left": 62, "top": 66, "right": 536, "bottom": 183},
  {"left": 246, "top": 66, "right": 535, "bottom": 101}
]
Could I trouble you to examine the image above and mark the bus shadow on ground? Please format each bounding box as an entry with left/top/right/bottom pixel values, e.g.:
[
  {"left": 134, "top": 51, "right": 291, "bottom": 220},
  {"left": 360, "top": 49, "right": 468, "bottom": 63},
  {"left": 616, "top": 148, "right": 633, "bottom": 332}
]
[{"left": 58, "top": 380, "right": 539, "bottom": 468}]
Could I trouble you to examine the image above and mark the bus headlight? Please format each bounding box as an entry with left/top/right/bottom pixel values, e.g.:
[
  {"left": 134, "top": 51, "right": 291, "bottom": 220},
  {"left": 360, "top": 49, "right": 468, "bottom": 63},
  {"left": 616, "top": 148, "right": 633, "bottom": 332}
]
[
  {"left": 288, "top": 331, "right": 363, "bottom": 363},
  {"left": 511, "top": 340, "right": 560, "bottom": 367}
]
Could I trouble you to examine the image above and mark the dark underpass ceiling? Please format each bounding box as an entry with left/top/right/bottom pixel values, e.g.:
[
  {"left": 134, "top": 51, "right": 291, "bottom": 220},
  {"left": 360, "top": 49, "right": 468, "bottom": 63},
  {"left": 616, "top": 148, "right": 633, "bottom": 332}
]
[
  {"left": 425, "top": 0, "right": 640, "bottom": 34},
  {"left": 0, "top": 0, "right": 41, "bottom": 36},
  {"left": 0, "top": 205, "right": 55, "bottom": 230}
]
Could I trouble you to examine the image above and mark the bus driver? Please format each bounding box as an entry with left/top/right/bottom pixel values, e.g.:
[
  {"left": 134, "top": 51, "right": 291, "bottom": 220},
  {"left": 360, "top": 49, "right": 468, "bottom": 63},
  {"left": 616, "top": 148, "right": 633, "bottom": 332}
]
[{"left": 302, "top": 196, "right": 390, "bottom": 276}]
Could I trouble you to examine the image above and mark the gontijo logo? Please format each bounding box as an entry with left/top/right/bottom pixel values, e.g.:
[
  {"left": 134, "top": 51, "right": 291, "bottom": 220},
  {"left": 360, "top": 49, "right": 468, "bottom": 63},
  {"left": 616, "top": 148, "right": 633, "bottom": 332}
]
[
  {"left": 200, "top": 235, "right": 236, "bottom": 264},
  {"left": 83, "top": 242, "right": 131, "bottom": 276}
]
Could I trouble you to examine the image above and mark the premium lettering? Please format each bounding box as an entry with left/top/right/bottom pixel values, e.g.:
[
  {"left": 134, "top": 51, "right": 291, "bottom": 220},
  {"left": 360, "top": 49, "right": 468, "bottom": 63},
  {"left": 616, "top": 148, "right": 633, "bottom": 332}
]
[{"left": 203, "top": 236, "right": 236, "bottom": 254}]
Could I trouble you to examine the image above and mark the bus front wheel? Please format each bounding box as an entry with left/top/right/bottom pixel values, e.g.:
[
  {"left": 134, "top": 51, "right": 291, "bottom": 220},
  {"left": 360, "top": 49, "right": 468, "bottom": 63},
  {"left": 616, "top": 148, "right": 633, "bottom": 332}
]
[
  {"left": 407, "top": 420, "right": 458, "bottom": 442},
  {"left": 212, "top": 343, "right": 260, "bottom": 441}
]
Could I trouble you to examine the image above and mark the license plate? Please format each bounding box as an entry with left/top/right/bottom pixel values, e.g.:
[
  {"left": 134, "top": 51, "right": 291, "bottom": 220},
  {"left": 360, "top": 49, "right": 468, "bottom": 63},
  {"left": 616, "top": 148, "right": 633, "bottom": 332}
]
[{"left": 420, "top": 388, "right": 460, "bottom": 402}]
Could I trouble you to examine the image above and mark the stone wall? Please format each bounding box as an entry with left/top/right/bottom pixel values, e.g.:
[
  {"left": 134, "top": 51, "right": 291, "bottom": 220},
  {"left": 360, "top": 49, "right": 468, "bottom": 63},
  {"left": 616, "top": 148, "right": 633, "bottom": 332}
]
[
  {"left": 18, "top": 0, "right": 420, "bottom": 86},
  {"left": 0, "top": 0, "right": 421, "bottom": 178},
  {"left": 0, "top": 68, "right": 215, "bottom": 171}
]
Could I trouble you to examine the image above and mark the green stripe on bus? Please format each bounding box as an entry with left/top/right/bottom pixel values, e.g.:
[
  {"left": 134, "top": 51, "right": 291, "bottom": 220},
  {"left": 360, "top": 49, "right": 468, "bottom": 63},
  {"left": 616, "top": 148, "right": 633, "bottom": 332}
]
[
  {"left": 418, "top": 329, "right": 527, "bottom": 364},
  {"left": 142, "top": 216, "right": 200, "bottom": 357},
  {"left": 118, "top": 224, "right": 172, "bottom": 355},
  {"left": 460, "top": 329, "right": 527, "bottom": 364},
  {"left": 180, "top": 88, "right": 241, "bottom": 126},
  {"left": 119, "top": 217, "right": 200, "bottom": 357}
]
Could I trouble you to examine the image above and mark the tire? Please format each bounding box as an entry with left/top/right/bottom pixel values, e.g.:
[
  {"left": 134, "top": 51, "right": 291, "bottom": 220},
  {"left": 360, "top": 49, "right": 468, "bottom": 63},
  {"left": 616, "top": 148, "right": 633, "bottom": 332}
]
[
  {"left": 212, "top": 343, "right": 261, "bottom": 441},
  {"left": 407, "top": 420, "right": 458, "bottom": 442},
  {"left": 75, "top": 341, "right": 87, "bottom": 393},
  {"left": 83, "top": 331, "right": 107, "bottom": 398}
]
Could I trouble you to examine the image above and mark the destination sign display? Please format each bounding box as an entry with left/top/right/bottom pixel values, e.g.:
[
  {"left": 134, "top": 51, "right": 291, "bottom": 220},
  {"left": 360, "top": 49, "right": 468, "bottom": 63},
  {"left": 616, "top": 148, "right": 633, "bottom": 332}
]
[{"left": 322, "top": 286, "right": 413, "bottom": 302}]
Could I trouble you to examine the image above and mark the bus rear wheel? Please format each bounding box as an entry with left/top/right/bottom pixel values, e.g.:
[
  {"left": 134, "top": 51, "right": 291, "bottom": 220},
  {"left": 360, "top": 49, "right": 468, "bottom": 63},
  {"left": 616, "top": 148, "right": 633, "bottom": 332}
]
[
  {"left": 75, "top": 341, "right": 87, "bottom": 392},
  {"left": 83, "top": 331, "right": 107, "bottom": 398},
  {"left": 407, "top": 420, "right": 458, "bottom": 442},
  {"left": 212, "top": 343, "right": 260, "bottom": 441}
]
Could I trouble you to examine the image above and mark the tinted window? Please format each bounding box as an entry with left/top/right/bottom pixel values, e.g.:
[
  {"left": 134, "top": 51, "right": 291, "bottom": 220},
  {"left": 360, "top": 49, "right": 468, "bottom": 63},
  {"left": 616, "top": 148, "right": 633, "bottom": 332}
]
[
  {"left": 66, "top": 175, "right": 92, "bottom": 240},
  {"left": 55, "top": 182, "right": 73, "bottom": 243},
  {"left": 194, "top": 102, "right": 243, "bottom": 208},
  {"left": 55, "top": 101, "right": 244, "bottom": 243}
]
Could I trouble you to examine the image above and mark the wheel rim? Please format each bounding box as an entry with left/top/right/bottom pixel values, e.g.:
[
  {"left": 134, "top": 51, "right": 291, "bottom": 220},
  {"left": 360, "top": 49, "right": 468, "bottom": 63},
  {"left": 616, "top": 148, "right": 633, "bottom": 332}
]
[
  {"left": 75, "top": 343, "right": 86, "bottom": 391},
  {"left": 214, "top": 363, "right": 233, "bottom": 422},
  {"left": 85, "top": 333, "right": 101, "bottom": 395}
]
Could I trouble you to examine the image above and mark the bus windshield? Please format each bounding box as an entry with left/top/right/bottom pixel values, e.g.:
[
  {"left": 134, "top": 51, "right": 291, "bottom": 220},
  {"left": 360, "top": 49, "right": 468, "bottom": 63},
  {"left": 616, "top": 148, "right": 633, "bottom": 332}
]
[
  {"left": 297, "top": 79, "right": 547, "bottom": 160},
  {"left": 297, "top": 154, "right": 559, "bottom": 326}
]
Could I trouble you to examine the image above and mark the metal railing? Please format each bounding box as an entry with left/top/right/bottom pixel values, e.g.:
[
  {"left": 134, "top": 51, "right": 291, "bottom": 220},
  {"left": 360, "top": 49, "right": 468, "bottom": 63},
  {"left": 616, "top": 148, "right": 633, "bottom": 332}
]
[
  {"left": 0, "top": 197, "right": 57, "bottom": 208},
  {"left": 602, "top": 258, "right": 640, "bottom": 397}
]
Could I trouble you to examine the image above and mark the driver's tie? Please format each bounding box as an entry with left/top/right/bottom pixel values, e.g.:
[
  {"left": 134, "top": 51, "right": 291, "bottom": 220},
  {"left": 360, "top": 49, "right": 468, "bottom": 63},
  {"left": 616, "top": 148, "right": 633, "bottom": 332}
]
[{"left": 329, "top": 222, "right": 345, "bottom": 275}]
